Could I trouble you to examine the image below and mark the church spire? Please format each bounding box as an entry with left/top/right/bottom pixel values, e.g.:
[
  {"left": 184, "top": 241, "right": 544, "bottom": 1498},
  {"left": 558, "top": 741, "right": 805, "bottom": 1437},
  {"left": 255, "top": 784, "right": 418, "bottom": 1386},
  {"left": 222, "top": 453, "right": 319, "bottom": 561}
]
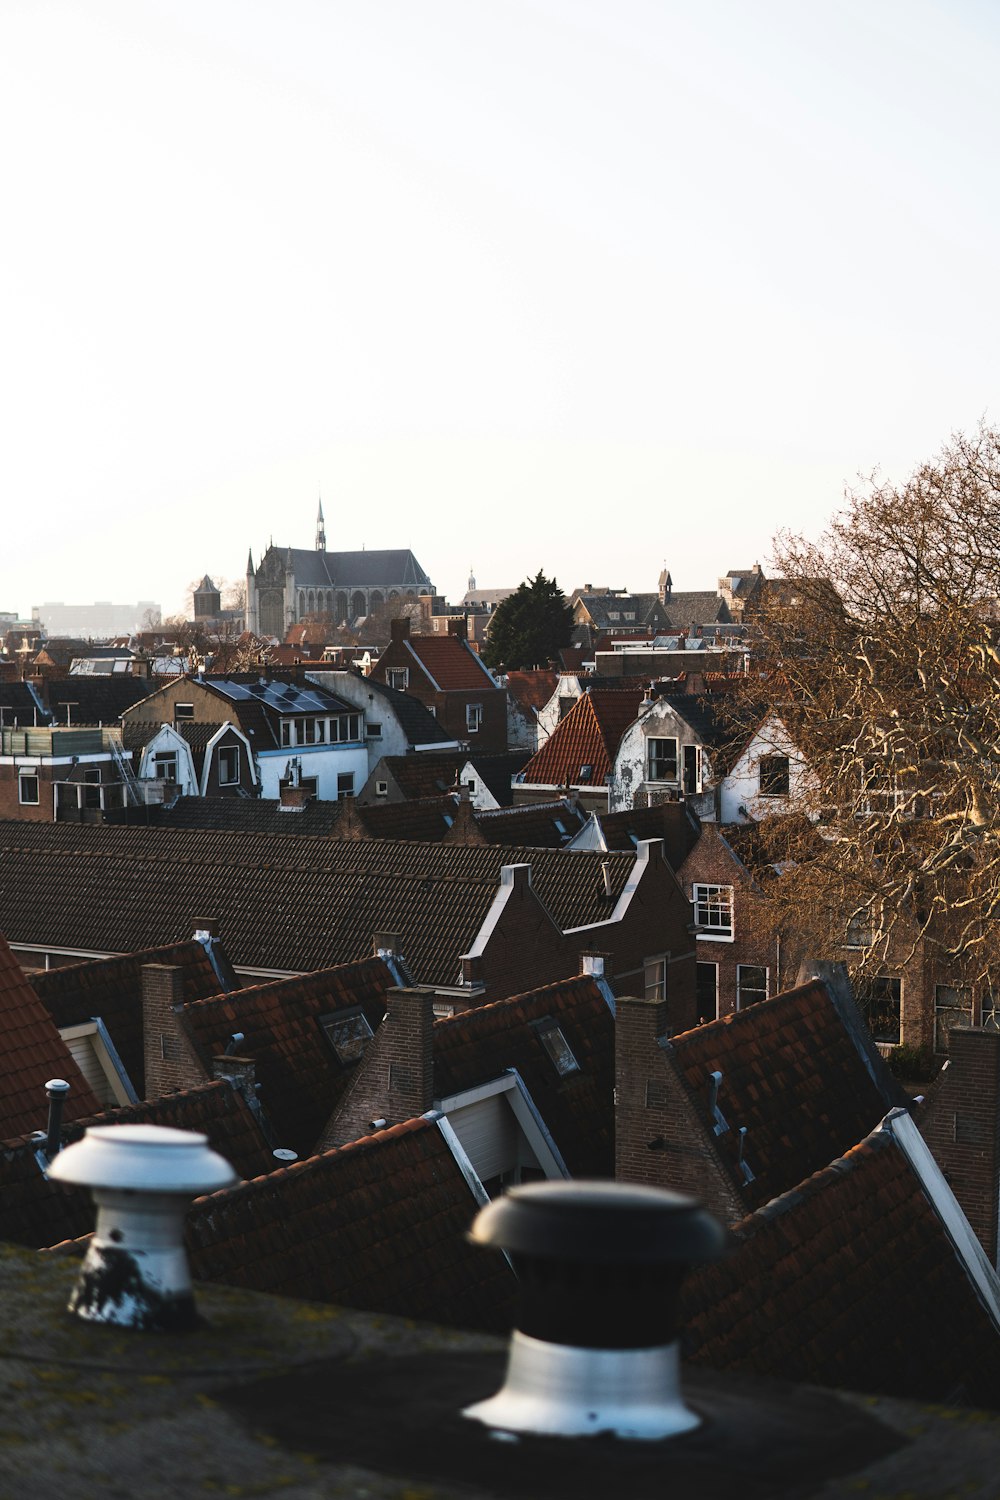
[{"left": 316, "top": 495, "right": 326, "bottom": 552}]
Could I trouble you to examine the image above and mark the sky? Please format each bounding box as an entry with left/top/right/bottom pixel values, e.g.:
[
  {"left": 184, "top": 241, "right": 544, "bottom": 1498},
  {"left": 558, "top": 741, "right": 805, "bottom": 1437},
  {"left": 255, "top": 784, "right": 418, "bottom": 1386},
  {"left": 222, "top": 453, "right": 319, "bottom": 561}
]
[{"left": 2, "top": 0, "right": 1000, "bottom": 621}]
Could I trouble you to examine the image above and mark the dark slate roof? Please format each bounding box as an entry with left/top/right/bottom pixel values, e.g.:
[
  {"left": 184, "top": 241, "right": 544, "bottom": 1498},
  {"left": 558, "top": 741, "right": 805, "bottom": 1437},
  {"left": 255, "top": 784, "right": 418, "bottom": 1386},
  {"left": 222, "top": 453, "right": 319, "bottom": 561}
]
[
  {"left": 186, "top": 1117, "right": 515, "bottom": 1331},
  {"left": 655, "top": 688, "right": 735, "bottom": 750},
  {"left": 0, "top": 935, "right": 101, "bottom": 1138},
  {"left": 345, "top": 796, "right": 457, "bottom": 843},
  {"left": 576, "top": 593, "right": 671, "bottom": 630},
  {"left": 570, "top": 803, "right": 701, "bottom": 867},
  {"left": 360, "top": 677, "right": 451, "bottom": 746},
  {"left": 259, "top": 546, "right": 432, "bottom": 590},
  {"left": 432, "top": 975, "right": 614, "bottom": 1176},
  {"left": 31, "top": 937, "right": 235, "bottom": 1098},
  {"left": 366, "top": 751, "right": 465, "bottom": 800},
  {"left": 519, "top": 689, "right": 643, "bottom": 787},
  {"left": 0, "top": 1080, "right": 274, "bottom": 1251},
  {"left": 667, "top": 979, "right": 905, "bottom": 1211},
  {"left": 682, "top": 1126, "right": 1000, "bottom": 1407},
  {"left": 467, "top": 751, "right": 531, "bottom": 806},
  {"left": 473, "top": 800, "right": 589, "bottom": 848},
  {"left": 0, "top": 823, "right": 638, "bottom": 984},
  {"left": 106, "top": 795, "right": 346, "bottom": 837},
  {"left": 661, "top": 591, "right": 732, "bottom": 628},
  {"left": 180, "top": 958, "right": 397, "bottom": 1157},
  {"left": 0, "top": 682, "right": 49, "bottom": 726},
  {"left": 43, "top": 676, "right": 153, "bottom": 725}
]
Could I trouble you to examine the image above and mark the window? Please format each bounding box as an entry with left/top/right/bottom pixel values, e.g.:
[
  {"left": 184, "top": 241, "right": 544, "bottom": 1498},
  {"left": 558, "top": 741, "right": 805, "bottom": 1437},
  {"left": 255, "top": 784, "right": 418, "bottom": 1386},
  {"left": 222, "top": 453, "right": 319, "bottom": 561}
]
[
  {"left": 736, "top": 965, "right": 768, "bottom": 1009},
  {"left": 18, "top": 771, "right": 39, "bottom": 805},
  {"left": 696, "top": 962, "right": 718, "bottom": 1023},
  {"left": 218, "top": 745, "right": 240, "bottom": 785},
  {"left": 983, "top": 987, "right": 1000, "bottom": 1032},
  {"left": 153, "top": 752, "right": 177, "bottom": 783},
  {"left": 366, "top": 722, "right": 383, "bottom": 739},
  {"left": 466, "top": 703, "right": 483, "bottom": 733},
  {"left": 173, "top": 703, "right": 194, "bottom": 722},
  {"left": 319, "top": 1008, "right": 374, "bottom": 1066},
  {"left": 534, "top": 1018, "right": 580, "bottom": 1076},
  {"left": 387, "top": 667, "right": 409, "bottom": 691},
  {"left": 337, "top": 772, "right": 355, "bottom": 798},
  {"left": 375, "top": 780, "right": 389, "bottom": 797},
  {"left": 856, "top": 976, "right": 901, "bottom": 1046},
  {"left": 934, "top": 984, "right": 973, "bottom": 1053},
  {"left": 845, "top": 913, "right": 873, "bottom": 949},
  {"left": 682, "top": 744, "right": 702, "bottom": 795},
  {"left": 644, "top": 955, "right": 667, "bottom": 1002},
  {"left": 280, "top": 719, "right": 293, "bottom": 747},
  {"left": 693, "top": 884, "right": 734, "bottom": 940},
  {"left": 647, "top": 737, "right": 679, "bottom": 782},
  {"left": 758, "top": 754, "right": 789, "bottom": 797}
]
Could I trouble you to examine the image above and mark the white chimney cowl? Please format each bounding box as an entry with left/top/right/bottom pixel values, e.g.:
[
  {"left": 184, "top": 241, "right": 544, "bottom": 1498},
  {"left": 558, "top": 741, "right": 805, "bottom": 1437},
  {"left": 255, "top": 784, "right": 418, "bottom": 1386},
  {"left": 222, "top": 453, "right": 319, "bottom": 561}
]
[{"left": 49, "top": 1124, "right": 237, "bottom": 1331}]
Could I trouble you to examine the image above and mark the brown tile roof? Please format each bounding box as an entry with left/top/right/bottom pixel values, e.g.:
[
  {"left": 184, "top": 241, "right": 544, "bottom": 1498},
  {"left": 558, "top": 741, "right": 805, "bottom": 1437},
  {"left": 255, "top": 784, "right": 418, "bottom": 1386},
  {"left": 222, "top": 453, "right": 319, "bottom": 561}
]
[
  {"left": 186, "top": 1116, "right": 516, "bottom": 1331},
  {"left": 682, "top": 1126, "right": 1000, "bottom": 1407},
  {"left": 31, "top": 937, "right": 235, "bottom": 1098},
  {"left": 348, "top": 796, "right": 457, "bottom": 843},
  {"left": 0, "top": 823, "right": 638, "bottom": 985},
  {"left": 576, "top": 803, "right": 701, "bottom": 866},
  {"left": 109, "top": 795, "right": 345, "bottom": 836},
  {"left": 373, "top": 751, "right": 466, "bottom": 799},
  {"left": 519, "top": 688, "right": 643, "bottom": 787},
  {"left": 0, "top": 935, "right": 101, "bottom": 1138},
  {"left": 472, "top": 800, "right": 588, "bottom": 848},
  {"left": 667, "top": 979, "right": 904, "bottom": 1210},
  {"left": 0, "top": 1080, "right": 275, "bottom": 1251},
  {"left": 433, "top": 975, "right": 615, "bottom": 1176},
  {"left": 405, "top": 636, "right": 500, "bottom": 692},
  {"left": 180, "top": 958, "right": 398, "bottom": 1156},
  {"left": 506, "top": 669, "right": 558, "bottom": 714}
]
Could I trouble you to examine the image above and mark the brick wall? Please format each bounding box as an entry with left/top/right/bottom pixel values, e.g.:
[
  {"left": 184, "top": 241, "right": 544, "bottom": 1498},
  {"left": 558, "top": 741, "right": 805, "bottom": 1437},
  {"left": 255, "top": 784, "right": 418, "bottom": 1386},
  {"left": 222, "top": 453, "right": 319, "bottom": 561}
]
[
  {"left": 614, "top": 994, "right": 744, "bottom": 1224},
  {"left": 921, "top": 1027, "right": 1000, "bottom": 1265},
  {"left": 142, "top": 964, "right": 207, "bottom": 1098}
]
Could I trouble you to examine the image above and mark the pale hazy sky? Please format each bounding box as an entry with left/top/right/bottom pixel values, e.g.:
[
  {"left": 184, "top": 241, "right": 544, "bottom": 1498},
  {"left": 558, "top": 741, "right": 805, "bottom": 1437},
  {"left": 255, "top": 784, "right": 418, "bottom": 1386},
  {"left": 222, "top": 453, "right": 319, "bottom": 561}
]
[{"left": 2, "top": 0, "right": 999, "bottom": 619}]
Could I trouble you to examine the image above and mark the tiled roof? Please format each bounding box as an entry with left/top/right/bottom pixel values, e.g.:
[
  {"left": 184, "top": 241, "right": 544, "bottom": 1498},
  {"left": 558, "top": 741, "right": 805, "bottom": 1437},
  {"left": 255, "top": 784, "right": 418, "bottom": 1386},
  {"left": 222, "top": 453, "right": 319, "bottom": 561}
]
[
  {"left": 0, "top": 823, "right": 638, "bottom": 984},
  {"left": 345, "top": 797, "right": 457, "bottom": 842},
  {"left": 432, "top": 975, "right": 615, "bottom": 1176},
  {"left": 667, "top": 979, "right": 904, "bottom": 1210},
  {"left": 467, "top": 751, "right": 530, "bottom": 805},
  {"left": 0, "top": 934, "right": 101, "bottom": 1139},
  {"left": 682, "top": 1127, "right": 1000, "bottom": 1406},
  {"left": 473, "top": 800, "right": 588, "bottom": 848},
  {"left": 661, "top": 591, "right": 732, "bottom": 628},
  {"left": 31, "top": 937, "right": 235, "bottom": 1098},
  {"left": 0, "top": 1079, "right": 275, "bottom": 1251},
  {"left": 180, "top": 958, "right": 397, "bottom": 1156},
  {"left": 570, "top": 803, "right": 701, "bottom": 867},
  {"left": 405, "top": 635, "right": 500, "bottom": 692},
  {"left": 186, "top": 1116, "right": 515, "bottom": 1331},
  {"left": 506, "top": 669, "right": 559, "bottom": 714},
  {"left": 108, "top": 795, "right": 346, "bottom": 836},
  {"left": 0, "top": 682, "right": 49, "bottom": 726},
  {"left": 371, "top": 751, "right": 466, "bottom": 799},
  {"left": 359, "top": 677, "right": 451, "bottom": 746},
  {"left": 519, "top": 688, "right": 643, "bottom": 787}
]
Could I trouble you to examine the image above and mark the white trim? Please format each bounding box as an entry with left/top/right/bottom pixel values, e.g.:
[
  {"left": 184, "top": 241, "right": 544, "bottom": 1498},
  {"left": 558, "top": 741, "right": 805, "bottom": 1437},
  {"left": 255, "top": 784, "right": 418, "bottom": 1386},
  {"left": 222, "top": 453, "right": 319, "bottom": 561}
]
[
  {"left": 200, "top": 720, "right": 257, "bottom": 796},
  {"left": 434, "top": 1070, "right": 570, "bottom": 1182},
  {"left": 885, "top": 1109, "right": 1000, "bottom": 1332},
  {"left": 564, "top": 840, "right": 660, "bottom": 935},
  {"left": 424, "top": 1111, "right": 490, "bottom": 1207},
  {"left": 462, "top": 864, "right": 557, "bottom": 960},
  {"left": 59, "top": 1018, "right": 139, "bottom": 1107}
]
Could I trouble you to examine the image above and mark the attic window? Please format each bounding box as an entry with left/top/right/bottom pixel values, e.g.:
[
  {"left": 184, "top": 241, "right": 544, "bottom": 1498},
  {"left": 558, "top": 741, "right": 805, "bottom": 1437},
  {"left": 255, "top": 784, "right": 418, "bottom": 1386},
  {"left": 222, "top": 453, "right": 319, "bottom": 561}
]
[
  {"left": 376, "top": 780, "right": 389, "bottom": 797},
  {"left": 387, "top": 668, "right": 408, "bottom": 691},
  {"left": 758, "top": 754, "right": 789, "bottom": 797},
  {"left": 366, "top": 722, "right": 383, "bottom": 738},
  {"left": 173, "top": 703, "right": 194, "bottom": 722},
  {"left": 579, "top": 765, "right": 592, "bottom": 783},
  {"left": 534, "top": 1018, "right": 580, "bottom": 1077},
  {"left": 319, "top": 1008, "right": 374, "bottom": 1067}
]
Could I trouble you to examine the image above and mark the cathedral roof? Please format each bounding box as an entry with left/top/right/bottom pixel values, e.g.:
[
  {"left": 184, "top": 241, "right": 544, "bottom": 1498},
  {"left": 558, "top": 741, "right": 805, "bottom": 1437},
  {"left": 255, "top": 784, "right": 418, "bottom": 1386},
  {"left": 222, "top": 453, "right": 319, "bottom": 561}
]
[{"left": 260, "top": 546, "right": 432, "bottom": 590}]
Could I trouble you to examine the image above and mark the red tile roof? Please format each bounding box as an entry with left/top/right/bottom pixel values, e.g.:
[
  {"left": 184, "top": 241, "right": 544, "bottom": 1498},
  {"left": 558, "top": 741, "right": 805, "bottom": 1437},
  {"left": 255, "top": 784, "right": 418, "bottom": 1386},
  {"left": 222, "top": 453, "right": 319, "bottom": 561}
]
[
  {"left": 519, "top": 688, "right": 643, "bottom": 787},
  {"left": 0, "top": 934, "right": 101, "bottom": 1139},
  {"left": 683, "top": 1126, "right": 1000, "bottom": 1406},
  {"left": 506, "top": 669, "right": 558, "bottom": 714},
  {"left": 406, "top": 636, "right": 500, "bottom": 692},
  {"left": 180, "top": 958, "right": 397, "bottom": 1157},
  {"left": 186, "top": 1116, "right": 515, "bottom": 1331},
  {"left": 667, "top": 979, "right": 905, "bottom": 1210}
]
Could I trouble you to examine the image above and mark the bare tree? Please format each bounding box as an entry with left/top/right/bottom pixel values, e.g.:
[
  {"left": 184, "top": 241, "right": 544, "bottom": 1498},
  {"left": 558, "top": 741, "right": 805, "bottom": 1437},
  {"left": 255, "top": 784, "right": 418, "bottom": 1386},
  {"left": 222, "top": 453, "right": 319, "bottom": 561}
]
[{"left": 738, "top": 423, "right": 1000, "bottom": 998}]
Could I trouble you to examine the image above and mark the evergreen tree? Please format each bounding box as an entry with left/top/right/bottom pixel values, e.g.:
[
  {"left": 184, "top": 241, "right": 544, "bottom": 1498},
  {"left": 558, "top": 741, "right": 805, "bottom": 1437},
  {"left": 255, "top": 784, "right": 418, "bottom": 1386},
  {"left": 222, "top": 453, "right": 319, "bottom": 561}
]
[{"left": 482, "top": 571, "right": 573, "bottom": 671}]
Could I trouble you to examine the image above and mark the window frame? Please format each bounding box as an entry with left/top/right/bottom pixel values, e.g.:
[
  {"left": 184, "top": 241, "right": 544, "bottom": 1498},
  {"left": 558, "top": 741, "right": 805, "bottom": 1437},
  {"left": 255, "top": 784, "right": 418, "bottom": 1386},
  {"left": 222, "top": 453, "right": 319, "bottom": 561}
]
[
  {"left": 646, "top": 736, "right": 679, "bottom": 783},
  {"left": 934, "top": 982, "right": 973, "bottom": 1054},
  {"left": 692, "top": 883, "right": 734, "bottom": 941},
  {"left": 856, "top": 975, "right": 902, "bottom": 1046},
  {"left": 18, "top": 770, "right": 40, "bottom": 805},
  {"left": 644, "top": 954, "right": 668, "bottom": 1002},
  {"left": 736, "top": 964, "right": 769, "bottom": 1010},
  {"left": 217, "top": 744, "right": 240, "bottom": 786},
  {"left": 466, "top": 702, "right": 483, "bottom": 734},
  {"left": 696, "top": 961, "right": 719, "bottom": 1024},
  {"left": 758, "top": 754, "right": 790, "bottom": 798}
]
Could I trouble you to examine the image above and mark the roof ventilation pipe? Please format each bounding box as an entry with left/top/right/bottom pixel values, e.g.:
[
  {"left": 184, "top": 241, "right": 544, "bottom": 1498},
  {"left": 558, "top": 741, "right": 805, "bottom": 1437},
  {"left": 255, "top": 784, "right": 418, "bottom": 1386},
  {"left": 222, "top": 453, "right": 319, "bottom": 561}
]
[
  {"left": 601, "top": 863, "right": 613, "bottom": 899},
  {"left": 44, "top": 1078, "right": 70, "bottom": 1159},
  {"left": 463, "top": 1180, "right": 726, "bottom": 1440},
  {"left": 48, "top": 1125, "right": 236, "bottom": 1331}
]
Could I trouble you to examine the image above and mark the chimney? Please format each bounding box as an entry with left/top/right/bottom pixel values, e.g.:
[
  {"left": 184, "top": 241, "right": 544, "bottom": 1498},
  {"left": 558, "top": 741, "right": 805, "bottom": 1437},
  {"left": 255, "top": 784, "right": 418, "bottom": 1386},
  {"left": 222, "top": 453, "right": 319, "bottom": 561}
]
[
  {"left": 381, "top": 988, "right": 435, "bottom": 1121},
  {"left": 142, "top": 964, "right": 204, "bottom": 1098},
  {"left": 336, "top": 793, "right": 367, "bottom": 839},
  {"left": 44, "top": 1078, "right": 70, "bottom": 1159},
  {"left": 279, "top": 785, "right": 310, "bottom": 812},
  {"left": 390, "top": 617, "right": 410, "bottom": 643},
  {"left": 463, "top": 1180, "right": 726, "bottom": 1438},
  {"left": 447, "top": 616, "right": 468, "bottom": 641},
  {"left": 48, "top": 1124, "right": 236, "bottom": 1330}
]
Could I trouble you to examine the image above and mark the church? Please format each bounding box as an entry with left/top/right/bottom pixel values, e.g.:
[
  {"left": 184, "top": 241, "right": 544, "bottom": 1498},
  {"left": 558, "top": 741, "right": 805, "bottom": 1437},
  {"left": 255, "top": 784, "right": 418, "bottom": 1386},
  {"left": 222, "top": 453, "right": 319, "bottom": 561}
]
[{"left": 245, "top": 503, "right": 435, "bottom": 638}]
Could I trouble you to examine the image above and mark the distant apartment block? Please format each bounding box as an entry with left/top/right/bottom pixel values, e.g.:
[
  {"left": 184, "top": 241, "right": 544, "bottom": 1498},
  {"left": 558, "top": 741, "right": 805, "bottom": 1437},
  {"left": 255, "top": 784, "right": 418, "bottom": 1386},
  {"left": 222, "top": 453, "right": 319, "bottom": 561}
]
[{"left": 32, "top": 601, "right": 161, "bottom": 637}]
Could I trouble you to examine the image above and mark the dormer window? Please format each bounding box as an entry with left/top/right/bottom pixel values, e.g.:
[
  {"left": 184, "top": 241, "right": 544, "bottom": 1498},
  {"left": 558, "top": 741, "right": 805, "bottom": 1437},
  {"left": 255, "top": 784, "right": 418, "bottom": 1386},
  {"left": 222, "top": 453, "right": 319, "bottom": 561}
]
[
  {"left": 319, "top": 1008, "right": 374, "bottom": 1066},
  {"left": 387, "top": 668, "right": 409, "bottom": 691},
  {"left": 647, "top": 737, "right": 678, "bottom": 782}
]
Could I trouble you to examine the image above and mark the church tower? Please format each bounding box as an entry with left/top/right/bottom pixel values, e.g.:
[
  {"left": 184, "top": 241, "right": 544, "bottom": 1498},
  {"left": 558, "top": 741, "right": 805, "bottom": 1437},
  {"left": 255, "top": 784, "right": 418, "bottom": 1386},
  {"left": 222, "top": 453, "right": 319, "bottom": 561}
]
[{"left": 316, "top": 497, "right": 326, "bottom": 552}]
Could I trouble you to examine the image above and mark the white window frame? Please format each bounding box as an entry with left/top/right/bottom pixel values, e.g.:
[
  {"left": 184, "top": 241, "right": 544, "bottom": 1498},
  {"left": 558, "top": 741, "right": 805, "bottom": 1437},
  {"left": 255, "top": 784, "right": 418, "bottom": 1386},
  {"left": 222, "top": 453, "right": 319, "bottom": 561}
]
[
  {"left": 153, "top": 752, "right": 178, "bottom": 783},
  {"left": 644, "top": 954, "right": 667, "bottom": 1002},
  {"left": 337, "top": 771, "right": 355, "bottom": 798},
  {"left": 387, "top": 667, "right": 409, "bottom": 691},
  {"left": 647, "top": 736, "right": 679, "bottom": 783},
  {"left": 466, "top": 703, "right": 483, "bottom": 733},
  {"left": 693, "top": 883, "right": 734, "bottom": 941},
  {"left": 18, "top": 770, "right": 40, "bottom": 805},
  {"left": 217, "top": 745, "right": 240, "bottom": 786}
]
